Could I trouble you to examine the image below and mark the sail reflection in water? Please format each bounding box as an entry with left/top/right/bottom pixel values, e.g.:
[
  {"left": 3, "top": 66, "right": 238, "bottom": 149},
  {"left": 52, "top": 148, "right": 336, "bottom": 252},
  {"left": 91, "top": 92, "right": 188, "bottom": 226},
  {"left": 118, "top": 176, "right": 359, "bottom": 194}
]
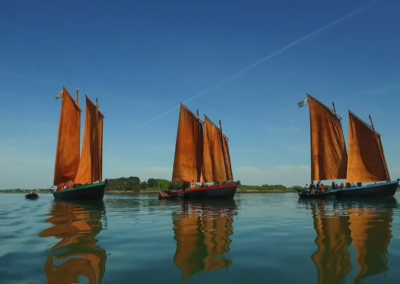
[
  {"left": 39, "top": 200, "right": 108, "bottom": 284},
  {"left": 172, "top": 199, "right": 237, "bottom": 282},
  {"left": 302, "top": 198, "right": 396, "bottom": 284}
]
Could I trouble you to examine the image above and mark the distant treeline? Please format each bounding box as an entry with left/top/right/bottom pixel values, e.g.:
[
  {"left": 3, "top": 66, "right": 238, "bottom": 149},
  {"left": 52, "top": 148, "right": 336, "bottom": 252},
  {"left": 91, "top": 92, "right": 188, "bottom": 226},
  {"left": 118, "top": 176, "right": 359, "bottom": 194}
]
[
  {"left": 105, "top": 177, "right": 301, "bottom": 192},
  {"left": 6, "top": 176, "right": 396, "bottom": 193}
]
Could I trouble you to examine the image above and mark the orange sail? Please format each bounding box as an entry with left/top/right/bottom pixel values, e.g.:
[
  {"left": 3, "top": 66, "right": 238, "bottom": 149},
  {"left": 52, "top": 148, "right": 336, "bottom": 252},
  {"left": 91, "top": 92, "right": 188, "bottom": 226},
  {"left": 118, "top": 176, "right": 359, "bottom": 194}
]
[
  {"left": 53, "top": 87, "right": 81, "bottom": 186},
  {"left": 202, "top": 115, "right": 228, "bottom": 182},
  {"left": 346, "top": 111, "right": 390, "bottom": 183},
  {"left": 98, "top": 109, "right": 104, "bottom": 182},
  {"left": 74, "top": 96, "right": 102, "bottom": 184},
  {"left": 307, "top": 94, "right": 348, "bottom": 181},
  {"left": 172, "top": 104, "right": 203, "bottom": 182},
  {"left": 222, "top": 136, "right": 233, "bottom": 181}
]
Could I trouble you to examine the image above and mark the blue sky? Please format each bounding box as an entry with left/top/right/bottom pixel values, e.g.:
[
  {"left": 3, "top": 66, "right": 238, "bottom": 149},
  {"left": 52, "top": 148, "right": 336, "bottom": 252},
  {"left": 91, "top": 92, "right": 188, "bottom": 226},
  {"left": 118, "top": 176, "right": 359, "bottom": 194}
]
[{"left": 0, "top": 0, "right": 399, "bottom": 189}]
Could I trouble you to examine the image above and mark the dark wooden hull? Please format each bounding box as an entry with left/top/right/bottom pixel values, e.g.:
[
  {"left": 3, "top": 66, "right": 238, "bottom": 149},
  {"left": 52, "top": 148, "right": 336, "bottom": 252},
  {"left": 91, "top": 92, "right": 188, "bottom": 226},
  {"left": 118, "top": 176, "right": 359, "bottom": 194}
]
[
  {"left": 298, "top": 189, "right": 337, "bottom": 198},
  {"left": 336, "top": 181, "right": 399, "bottom": 197},
  {"left": 183, "top": 184, "right": 237, "bottom": 199},
  {"left": 52, "top": 180, "right": 107, "bottom": 201},
  {"left": 159, "top": 184, "right": 237, "bottom": 199}
]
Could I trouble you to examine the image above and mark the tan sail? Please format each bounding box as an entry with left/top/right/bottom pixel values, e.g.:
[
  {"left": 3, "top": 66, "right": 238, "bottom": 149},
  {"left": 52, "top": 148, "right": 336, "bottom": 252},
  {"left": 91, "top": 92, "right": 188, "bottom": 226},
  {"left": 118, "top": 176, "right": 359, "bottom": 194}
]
[
  {"left": 74, "top": 96, "right": 102, "bottom": 184},
  {"left": 172, "top": 104, "right": 203, "bottom": 182},
  {"left": 222, "top": 135, "right": 233, "bottom": 181},
  {"left": 202, "top": 115, "right": 228, "bottom": 182},
  {"left": 307, "top": 94, "right": 348, "bottom": 181},
  {"left": 53, "top": 87, "right": 81, "bottom": 186},
  {"left": 346, "top": 111, "right": 390, "bottom": 183},
  {"left": 98, "top": 105, "right": 104, "bottom": 182},
  {"left": 348, "top": 208, "right": 392, "bottom": 282}
]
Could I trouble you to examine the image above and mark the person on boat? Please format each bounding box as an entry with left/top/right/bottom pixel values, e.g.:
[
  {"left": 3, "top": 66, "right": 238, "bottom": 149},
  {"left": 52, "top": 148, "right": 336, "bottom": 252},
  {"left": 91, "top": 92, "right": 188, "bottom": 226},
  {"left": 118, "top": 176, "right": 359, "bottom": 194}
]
[
  {"left": 191, "top": 180, "right": 196, "bottom": 190},
  {"left": 310, "top": 182, "right": 315, "bottom": 194},
  {"left": 340, "top": 183, "right": 344, "bottom": 189},
  {"left": 331, "top": 181, "right": 337, "bottom": 189},
  {"left": 305, "top": 184, "right": 309, "bottom": 192},
  {"left": 320, "top": 183, "right": 325, "bottom": 193},
  {"left": 316, "top": 181, "right": 320, "bottom": 190}
]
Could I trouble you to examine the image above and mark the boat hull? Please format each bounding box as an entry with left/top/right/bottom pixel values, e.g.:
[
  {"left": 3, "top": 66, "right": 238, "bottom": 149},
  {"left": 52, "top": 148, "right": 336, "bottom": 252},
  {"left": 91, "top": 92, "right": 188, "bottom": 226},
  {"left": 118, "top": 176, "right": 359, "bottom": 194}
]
[
  {"left": 25, "top": 193, "right": 39, "bottom": 200},
  {"left": 298, "top": 189, "right": 337, "bottom": 198},
  {"left": 336, "top": 181, "right": 399, "bottom": 197},
  {"left": 183, "top": 184, "right": 237, "bottom": 199},
  {"left": 159, "top": 184, "right": 237, "bottom": 199},
  {"left": 52, "top": 180, "right": 107, "bottom": 201}
]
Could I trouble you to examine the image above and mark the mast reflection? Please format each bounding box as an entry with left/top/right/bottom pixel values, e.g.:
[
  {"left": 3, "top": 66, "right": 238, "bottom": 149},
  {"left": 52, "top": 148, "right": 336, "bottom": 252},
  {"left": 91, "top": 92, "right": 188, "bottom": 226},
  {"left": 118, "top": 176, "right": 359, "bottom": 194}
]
[
  {"left": 346, "top": 198, "right": 395, "bottom": 284},
  {"left": 172, "top": 199, "right": 237, "bottom": 282},
  {"left": 302, "top": 197, "right": 396, "bottom": 284},
  {"left": 39, "top": 200, "right": 107, "bottom": 284}
]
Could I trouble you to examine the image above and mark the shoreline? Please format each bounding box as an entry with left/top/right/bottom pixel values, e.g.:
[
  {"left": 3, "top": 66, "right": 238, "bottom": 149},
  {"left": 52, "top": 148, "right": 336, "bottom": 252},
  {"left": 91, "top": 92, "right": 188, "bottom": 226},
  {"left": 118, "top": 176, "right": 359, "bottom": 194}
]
[
  {"left": 0, "top": 190, "right": 296, "bottom": 194},
  {"left": 2, "top": 188, "right": 400, "bottom": 194}
]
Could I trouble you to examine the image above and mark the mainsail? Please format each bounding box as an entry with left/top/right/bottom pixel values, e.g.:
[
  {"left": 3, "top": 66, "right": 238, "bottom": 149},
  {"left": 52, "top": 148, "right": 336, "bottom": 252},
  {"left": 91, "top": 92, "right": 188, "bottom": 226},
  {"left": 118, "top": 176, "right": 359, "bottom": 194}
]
[
  {"left": 53, "top": 87, "right": 81, "bottom": 186},
  {"left": 74, "top": 96, "right": 104, "bottom": 184},
  {"left": 171, "top": 103, "right": 233, "bottom": 183},
  {"left": 172, "top": 104, "right": 204, "bottom": 182},
  {"left": 346, "top": 111, "right": 390, "bottom": 183},
  {"left": 304, "top": 94, "right": 348, "bottom": 181}
]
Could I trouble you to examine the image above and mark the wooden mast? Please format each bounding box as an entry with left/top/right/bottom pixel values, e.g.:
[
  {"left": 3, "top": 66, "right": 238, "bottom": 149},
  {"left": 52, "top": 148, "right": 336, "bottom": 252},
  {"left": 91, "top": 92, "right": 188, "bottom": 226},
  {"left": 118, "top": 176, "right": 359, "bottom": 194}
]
[
  {"left": 219, "top": 120, "right": 229, "bottom": 182},
  {"left": 77, "top": 89, "right": 80, "bottom": 107}
]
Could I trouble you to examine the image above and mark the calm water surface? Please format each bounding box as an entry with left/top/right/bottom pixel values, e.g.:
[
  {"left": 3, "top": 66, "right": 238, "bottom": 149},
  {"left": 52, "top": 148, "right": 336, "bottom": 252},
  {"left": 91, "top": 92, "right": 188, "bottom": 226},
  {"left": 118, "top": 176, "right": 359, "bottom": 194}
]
[{"left": 1, "top": 193, "right": 400, "bottom": 284}]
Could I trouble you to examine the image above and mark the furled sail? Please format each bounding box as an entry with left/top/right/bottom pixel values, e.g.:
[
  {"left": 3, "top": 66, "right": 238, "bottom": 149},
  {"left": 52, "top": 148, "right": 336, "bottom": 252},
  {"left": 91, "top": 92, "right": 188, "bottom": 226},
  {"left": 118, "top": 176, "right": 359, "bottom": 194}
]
[
  {"left": 53, "top": 87, "right": 81, "bottom": 186},
  {"left": 346, "top": 111, "right": 390, "bottom": 183},
  {"left": 74, "top": 96, "right": 102, "bottom": 184},
  {"left": 202, "top": 115, "right": 228, "bottom": 183},
  {"left": 172, "top": 104, "right": 203, "bottom": 182},
  {"left": 307, "top": 94, "right": 348, "bottom": 181}
]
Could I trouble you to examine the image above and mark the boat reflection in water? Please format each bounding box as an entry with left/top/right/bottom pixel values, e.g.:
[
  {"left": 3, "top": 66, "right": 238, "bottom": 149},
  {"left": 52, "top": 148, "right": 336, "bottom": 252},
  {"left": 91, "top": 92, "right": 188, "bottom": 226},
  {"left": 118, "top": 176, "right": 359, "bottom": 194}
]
[
  {"left": 39, "top": 200, "right": 108, "bottom": 284},
  {"left": 172, "top": 199, "right": 238, "bottom": 282},
  {"left": 301, "top": 197, "right": 396, "bottom": 284}
]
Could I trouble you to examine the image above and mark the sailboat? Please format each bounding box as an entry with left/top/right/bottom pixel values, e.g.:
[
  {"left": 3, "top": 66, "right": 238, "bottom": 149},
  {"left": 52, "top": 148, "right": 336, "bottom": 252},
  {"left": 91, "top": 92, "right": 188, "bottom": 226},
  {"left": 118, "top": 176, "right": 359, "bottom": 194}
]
[
  {"left": 297, "top": 94, "right": 348, "bottom": 198},
  {"left": 299, "top": 94, "right": 398, "bottom": 197},
  {"left": 336, "top": 110, "right": 398, "bottom": 197},
  {"left": 158, "top": 103, "right": 237, "bottom": 199},
  {"left": 51, "top": 86, "right": 107, "bottom": 201}
]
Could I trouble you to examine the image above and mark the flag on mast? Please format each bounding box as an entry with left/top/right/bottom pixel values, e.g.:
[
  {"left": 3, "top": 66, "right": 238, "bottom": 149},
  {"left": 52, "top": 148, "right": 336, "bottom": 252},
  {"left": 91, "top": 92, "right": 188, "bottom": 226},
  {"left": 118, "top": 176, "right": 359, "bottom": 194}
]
[{"left": 297, "top": 98, "right": 308, "bottom": 108}]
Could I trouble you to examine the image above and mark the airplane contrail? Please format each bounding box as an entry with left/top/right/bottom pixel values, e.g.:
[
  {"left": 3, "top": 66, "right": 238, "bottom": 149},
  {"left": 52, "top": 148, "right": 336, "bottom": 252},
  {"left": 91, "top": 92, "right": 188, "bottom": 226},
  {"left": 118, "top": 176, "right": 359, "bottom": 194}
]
[{"left": 135, "top": 0, "right": 380, "bottom": 131}]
